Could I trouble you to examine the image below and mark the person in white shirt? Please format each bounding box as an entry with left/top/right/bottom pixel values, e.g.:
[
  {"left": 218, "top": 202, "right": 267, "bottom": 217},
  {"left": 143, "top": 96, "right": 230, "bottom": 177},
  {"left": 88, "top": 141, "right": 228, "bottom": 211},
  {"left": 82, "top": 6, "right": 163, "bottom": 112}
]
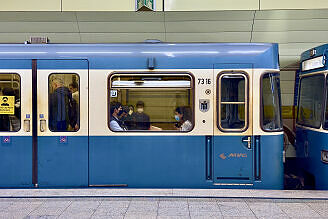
[
  {"left": 110, "top": 102, "right": 126, "bottom": 131},
  {"left": 174, "top": 106, "right": 193, "bottom": 132}
]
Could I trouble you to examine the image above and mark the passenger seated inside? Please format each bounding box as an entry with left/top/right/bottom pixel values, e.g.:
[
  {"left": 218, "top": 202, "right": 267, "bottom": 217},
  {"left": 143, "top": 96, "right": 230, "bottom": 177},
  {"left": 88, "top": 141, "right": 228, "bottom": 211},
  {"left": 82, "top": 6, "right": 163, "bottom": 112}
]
[
  {"left": 174, "top": 106, "right": 192, "bottom": 132},
  {"left": 119, "top": 105, "right": 130, "bottom": 130},
  {"left": 110, "top": 102, "right": 126, "bottom": 131},
  {"left": 133, "top": 101, "right": 150, "bottom": 130}
]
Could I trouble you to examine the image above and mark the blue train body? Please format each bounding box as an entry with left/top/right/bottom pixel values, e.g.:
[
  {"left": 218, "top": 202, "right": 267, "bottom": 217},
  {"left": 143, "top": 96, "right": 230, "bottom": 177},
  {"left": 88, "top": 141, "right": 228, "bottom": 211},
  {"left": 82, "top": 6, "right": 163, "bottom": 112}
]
[
  {"left": 0, "top": 43, "right": 283, "bottom": 189},
  {"left": 296, "top": 44, "right": 328, "bottom": 190}
]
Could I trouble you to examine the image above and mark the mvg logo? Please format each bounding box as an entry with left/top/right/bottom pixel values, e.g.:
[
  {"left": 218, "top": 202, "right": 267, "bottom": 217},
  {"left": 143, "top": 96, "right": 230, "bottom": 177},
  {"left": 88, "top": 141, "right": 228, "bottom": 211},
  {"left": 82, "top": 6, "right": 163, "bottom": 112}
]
[{"left": 219, "top": 153, "right": 247, "bottom": 159}]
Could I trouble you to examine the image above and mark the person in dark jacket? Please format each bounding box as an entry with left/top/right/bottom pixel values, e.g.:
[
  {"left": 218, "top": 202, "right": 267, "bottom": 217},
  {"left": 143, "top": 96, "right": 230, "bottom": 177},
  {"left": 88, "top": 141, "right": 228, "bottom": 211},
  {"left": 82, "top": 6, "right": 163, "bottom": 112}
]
[
  {"left": 133, "top": 101, "right": 150, "bottom": 130},
  {"left": 49, "top": 78, "right": 77, "bottom": 131}
]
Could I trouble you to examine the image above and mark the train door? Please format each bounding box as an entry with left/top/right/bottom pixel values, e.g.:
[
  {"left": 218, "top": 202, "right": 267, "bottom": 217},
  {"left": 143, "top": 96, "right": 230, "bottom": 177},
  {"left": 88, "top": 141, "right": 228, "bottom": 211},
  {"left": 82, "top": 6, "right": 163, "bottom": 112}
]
[
  {"left": 0, "top": 60, "right": 33, "bottom": 187},
  {"left": 36, "top": 60, "right": 89, "bottom": 187},
  {"left": 213, "top": 64, "right": 253, "bottom": 186}
]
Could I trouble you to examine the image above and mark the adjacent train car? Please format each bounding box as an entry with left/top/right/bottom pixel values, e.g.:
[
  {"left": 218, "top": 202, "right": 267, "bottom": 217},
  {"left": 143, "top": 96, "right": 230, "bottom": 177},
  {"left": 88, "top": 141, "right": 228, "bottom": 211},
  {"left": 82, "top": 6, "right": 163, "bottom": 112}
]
[
  {"left": 0, "top": 43, "right": 283, "bottom": 189},
  {"left": 296, "top": 44, "right": 328, "bottom": 189}
]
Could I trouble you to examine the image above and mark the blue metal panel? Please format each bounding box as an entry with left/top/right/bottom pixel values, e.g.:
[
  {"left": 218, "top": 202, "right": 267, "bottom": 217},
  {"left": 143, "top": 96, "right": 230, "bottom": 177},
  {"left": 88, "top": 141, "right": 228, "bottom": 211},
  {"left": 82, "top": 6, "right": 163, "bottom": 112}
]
[
  {"left": 0, "top": 136, "right": 32, "bottom": 187},
  {"left": 89, "top": 135, "right": 283, "bottom": 189},
  {"left": 0, "top": 59, "right": 31, "bottom": 69},
  {"left": 214, "top": 63, "right": 253, "bottom": 69},
  {"left": 37, "top": 59, "right": 88, "bottom": 69},
  {"left": 0, "top": 43, "right": 279, "bottom": 70},
  {"left": 38, "top": 136, "right": 88, "bottom": 187},
  {"left": 213, "top": 136, "right": 253, "bottom": 184},
  {"left": 253, "top": 135, "right": 284, "bottom": 189},
  {"left": 89, "top": 136, "right": 210, "bottom": 188},
  {"left": 296, "top": 127, "right": 328, "bottom": 189}
]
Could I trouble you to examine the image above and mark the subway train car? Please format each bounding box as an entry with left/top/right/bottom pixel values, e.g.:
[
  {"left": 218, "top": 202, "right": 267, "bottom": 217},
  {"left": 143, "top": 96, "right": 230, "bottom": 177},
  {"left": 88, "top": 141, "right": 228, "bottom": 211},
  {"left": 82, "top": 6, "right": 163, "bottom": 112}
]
[
  {"left": 296, "top": 44, "right": 328, "bottom": 189},
  {"left": 0, "top": 42, "right": 283, "bottom": 189}
]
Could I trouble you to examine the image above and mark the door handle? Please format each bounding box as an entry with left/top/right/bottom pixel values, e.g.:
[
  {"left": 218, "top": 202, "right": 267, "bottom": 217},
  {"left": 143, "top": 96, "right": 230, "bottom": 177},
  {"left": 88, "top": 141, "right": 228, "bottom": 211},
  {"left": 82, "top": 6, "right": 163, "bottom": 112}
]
[
  {"left": 40, "top": 119, "right": 46, "bottom": 132},
  {"left": 24, "top": 119, "right": 30, "bottom": 132},
  {"left": 242, "top": 136, "right": 251, "bottom": 149}
]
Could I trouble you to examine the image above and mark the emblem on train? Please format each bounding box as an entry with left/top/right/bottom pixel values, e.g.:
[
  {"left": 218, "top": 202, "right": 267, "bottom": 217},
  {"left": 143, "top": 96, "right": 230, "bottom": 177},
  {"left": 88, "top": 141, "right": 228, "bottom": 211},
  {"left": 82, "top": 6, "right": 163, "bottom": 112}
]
[
  {"left": 199, "top": 99, "right": 210, "bottom": 112},
  {"left": 219, "top": 153, "right": 227, "bottom": 159},
  {"left": 219, "top": 153, "right": 247, "bottom": 159}
]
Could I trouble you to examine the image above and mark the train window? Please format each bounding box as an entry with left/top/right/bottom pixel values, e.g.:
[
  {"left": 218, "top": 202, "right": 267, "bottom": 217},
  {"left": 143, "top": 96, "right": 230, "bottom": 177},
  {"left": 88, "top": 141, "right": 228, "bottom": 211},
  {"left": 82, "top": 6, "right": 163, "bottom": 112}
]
[
  {"left": 218, "top": 73, "right": 248, "bottom": 131},
  {"left": 297, "top": 74, "right": 324, "bottom": 128},
  {"left": 48, "top": 74, "right": 80, "bottom": 132},
  {"left": 261, "top": 73, "right": 283, "bottom": 131},
  {"left": 108, "top": 74, "right": 194, "bottom": 132},
  {"left": 0, "top": 73, "right": 21, "bottom": 132}
]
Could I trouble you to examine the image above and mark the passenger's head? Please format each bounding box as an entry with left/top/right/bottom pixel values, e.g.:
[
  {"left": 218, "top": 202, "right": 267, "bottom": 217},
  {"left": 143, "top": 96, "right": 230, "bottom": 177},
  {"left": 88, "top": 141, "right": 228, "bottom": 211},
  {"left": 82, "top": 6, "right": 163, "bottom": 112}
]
[
  {"left": 110, "top": 102, "right": 122, "bottom": 117},
  {"left": 175, "top": 107, "right": 184, "bottom": 122},
  {"left": 69, "top": 82, "right": 78, "bottom": 93},
  {"left": 2, "top": 87, "right": 15, "bottom": 96},
  {"left": 175, "top": 106, "right": 191, "bottom": 122},
  {"left": 136, "top": 101, "right": 145, "bottom": 113},
  {"left": 120, "top": 106, "right": 130, "bottom": 119},
  {"left": 128, "top": 105, "right": 134, "bottom": 115},
  {"left": 51, "top": 77, "right": 64, "bottom": 89}
]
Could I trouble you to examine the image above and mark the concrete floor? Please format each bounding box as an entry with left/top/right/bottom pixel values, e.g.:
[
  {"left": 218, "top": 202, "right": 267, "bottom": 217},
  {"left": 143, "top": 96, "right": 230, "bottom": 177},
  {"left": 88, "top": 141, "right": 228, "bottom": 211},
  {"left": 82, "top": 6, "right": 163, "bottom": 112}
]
[{"left": 0, "top": 197, "right": 327, "bottom": 219}]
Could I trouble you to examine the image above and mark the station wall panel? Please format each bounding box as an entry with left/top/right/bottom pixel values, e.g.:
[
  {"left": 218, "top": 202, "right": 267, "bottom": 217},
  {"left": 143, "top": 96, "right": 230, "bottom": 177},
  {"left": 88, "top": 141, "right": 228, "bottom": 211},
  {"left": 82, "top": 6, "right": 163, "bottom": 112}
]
[
  {"left": 62, "top": 0, "right": 163, "bottom": 11},
  {"left": 261, "top": 0, "right": 328, "bottom": 10},
  {"left": 164, "top": 0, "right": 259, "bottom": 11},
  {"left": 0, "top": 0, "right": 61, "bottom": 11}
]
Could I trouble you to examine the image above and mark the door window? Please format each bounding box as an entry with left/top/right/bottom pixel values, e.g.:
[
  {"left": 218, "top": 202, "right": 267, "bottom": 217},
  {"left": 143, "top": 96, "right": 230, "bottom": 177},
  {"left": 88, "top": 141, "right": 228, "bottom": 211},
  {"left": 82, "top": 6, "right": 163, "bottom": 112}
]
[
  {"left": 48, "top": 73, "right": 80, "bottom": 132},
  {"left": 0, "top": 73, "right": 20, "bottom": 132},
  {"left": 217, "top": 73, "right": 248, "bottom": 132},
  {"left": 261, "top": 73, "right": 283, "bottom": 131}
]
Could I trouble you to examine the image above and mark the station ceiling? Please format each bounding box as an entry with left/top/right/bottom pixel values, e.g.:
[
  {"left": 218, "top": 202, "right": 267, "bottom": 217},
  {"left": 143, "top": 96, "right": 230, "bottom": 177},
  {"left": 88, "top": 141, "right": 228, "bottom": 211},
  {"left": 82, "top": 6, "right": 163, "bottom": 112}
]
[{"left": 0, "top": 9, "right": 327, "bottom": 70}]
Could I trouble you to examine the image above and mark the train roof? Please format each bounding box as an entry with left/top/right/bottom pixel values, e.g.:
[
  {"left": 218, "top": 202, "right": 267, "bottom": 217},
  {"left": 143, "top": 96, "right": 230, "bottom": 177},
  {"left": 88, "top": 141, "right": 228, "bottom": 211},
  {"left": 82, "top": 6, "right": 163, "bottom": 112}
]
[
  {"left": 0, "top": 43, "right": 279, "bottom": 70},
  {"left": 300, "top": 44, "right": 328, "bottom": 73}
]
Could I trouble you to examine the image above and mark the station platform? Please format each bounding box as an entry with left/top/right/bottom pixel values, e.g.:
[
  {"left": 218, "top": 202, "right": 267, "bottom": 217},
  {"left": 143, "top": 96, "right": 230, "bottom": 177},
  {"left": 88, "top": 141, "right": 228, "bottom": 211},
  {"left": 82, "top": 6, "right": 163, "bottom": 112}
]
[
  {"left": 0, "top": 189, "right": 327, "bottom": 218},
  {"left": 0, "top": 188, "right": 327, "bottom": 199}
]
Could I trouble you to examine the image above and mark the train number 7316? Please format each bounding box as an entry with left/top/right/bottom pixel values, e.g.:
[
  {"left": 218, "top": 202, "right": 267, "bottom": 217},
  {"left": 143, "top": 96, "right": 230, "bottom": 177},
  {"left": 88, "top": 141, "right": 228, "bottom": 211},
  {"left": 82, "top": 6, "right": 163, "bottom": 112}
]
[{"left": 198, "top": 78, "right": 211, "bottom": 85}]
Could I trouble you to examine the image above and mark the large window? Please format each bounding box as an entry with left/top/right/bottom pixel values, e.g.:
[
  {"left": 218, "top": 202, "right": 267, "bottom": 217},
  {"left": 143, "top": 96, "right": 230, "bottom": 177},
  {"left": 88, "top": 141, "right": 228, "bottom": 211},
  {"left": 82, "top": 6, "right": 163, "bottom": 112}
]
[
  {"left": 0, "top": 73, "right": 20, "bottom": 132},
  {"left": 261, "top": 73, "right": 283, "bottom": 131},
  {"left": 48, "top": 73, "right": 80, "bottom": 132},
  {"left": 217, "top": 73, "right": 248, "bottom": 131},
  {"left": 108, "top": 73, "right": 194, "bottom": 132},
  {"left": 297, "top": 74, "right": 325, "bottom": 128}
]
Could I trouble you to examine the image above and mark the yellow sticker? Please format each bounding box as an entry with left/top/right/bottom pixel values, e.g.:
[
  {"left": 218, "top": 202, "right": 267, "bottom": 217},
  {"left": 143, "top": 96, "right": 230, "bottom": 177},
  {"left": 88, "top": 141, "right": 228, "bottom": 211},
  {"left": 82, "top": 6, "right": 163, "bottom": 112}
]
[{"left": 0, "top": 96, "right": 15, "bottom": 115}]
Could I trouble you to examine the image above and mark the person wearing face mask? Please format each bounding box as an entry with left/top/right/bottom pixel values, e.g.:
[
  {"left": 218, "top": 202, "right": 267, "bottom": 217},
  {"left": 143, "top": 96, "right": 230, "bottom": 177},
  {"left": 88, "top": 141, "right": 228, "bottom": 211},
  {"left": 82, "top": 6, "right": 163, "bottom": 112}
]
[
  {"left": 175, "top": 106, "right": 192, "bottom": 132},
  {"left": 109, "top": 102, "right": 126, "bottom": 131},
  {"left": 133, "top": 101, "right": 150, "bottom": 130}
]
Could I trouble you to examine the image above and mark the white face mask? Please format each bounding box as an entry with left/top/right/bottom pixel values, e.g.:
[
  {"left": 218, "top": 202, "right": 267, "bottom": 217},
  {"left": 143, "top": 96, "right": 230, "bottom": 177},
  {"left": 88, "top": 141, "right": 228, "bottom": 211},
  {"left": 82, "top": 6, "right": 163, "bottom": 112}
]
[
  {"left": 129, "top": 109, "right": 133, "bottom": 115},
  {"left": 137, "top": 108, "right": 144, "bottom": 113}
]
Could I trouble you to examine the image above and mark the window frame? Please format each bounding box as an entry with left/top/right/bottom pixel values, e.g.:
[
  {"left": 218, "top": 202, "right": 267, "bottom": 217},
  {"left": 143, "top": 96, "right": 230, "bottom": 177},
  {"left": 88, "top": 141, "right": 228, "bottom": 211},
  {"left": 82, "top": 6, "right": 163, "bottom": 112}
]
[
  {"left": 296, "top": 73, "right": 325, "bottom": 129},
  {"left": 0, "top": 72, "right": 21, "bottom": 132},
  {"left": 321, "top": 74, "right": 328, "bottom": 130},
  {"left": 216, "top": 71, "right": 249, "bottom": 133},
  {"left": 48, "top": 72, "right": 81, "bottom": 132},
  {"left": 260, "top": 72, "right": 283, "bottom": 132},
  {"left": 107, "top": 71, "right": 195, "bottom": 133}
]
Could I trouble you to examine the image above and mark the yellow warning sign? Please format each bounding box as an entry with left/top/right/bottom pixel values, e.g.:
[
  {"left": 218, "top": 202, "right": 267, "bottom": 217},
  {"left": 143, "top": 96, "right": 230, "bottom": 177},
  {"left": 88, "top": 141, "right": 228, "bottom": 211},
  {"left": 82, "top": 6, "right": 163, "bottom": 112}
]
[{"left": 0, "top": 96, "right": 15, "bottom": 115}]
